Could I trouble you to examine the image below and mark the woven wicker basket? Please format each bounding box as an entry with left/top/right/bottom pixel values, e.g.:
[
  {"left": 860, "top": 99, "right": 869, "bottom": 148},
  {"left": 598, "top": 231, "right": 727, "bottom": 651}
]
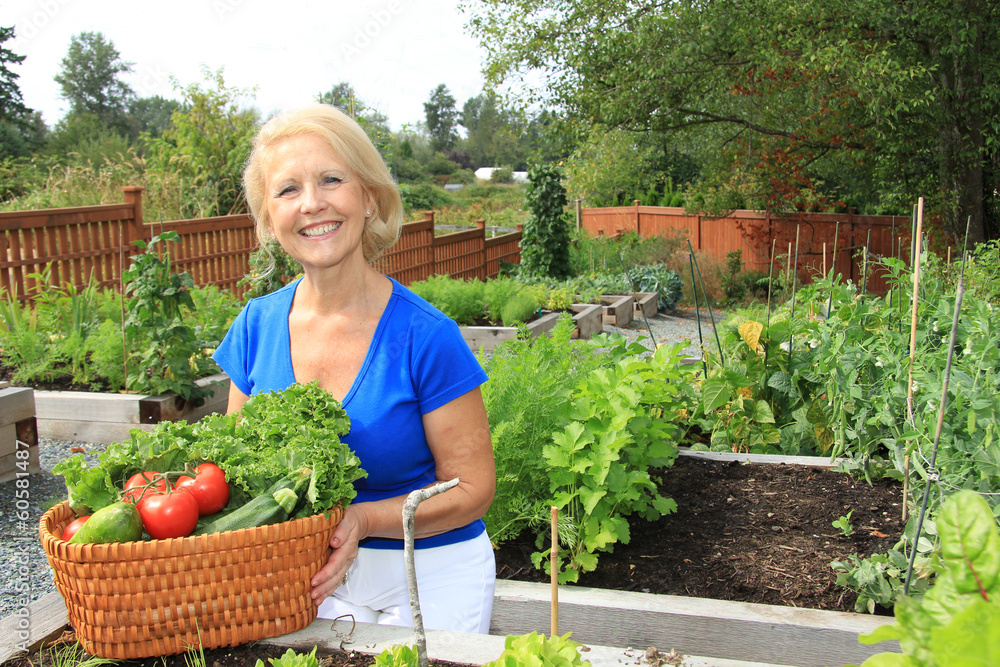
[{"left": 39, "top": 500, "right": 342, "bottom": 659}]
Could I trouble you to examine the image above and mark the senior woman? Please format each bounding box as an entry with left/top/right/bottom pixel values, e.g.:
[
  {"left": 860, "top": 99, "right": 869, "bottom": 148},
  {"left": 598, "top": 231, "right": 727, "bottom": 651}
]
[{"left": 212, "top": 104, "right": 496, "bottom": 634}]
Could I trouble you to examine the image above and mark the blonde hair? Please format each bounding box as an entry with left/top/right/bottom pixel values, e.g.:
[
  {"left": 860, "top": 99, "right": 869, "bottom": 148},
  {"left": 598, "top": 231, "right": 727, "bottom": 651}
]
[{"left": 243, "top": 103, "right": 403, "bottom": 262}]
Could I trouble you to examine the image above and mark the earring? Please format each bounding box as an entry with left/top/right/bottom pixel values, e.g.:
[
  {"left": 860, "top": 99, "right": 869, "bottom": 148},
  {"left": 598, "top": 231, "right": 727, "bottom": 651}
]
[{"left": 365, "top": 210, "right": 372, "bottom": 216}]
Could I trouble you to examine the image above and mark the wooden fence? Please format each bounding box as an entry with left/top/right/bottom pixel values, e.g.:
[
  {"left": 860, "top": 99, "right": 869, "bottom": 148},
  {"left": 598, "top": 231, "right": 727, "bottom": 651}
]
[
  {"left": 582, "top": 202, "right": 917, "bottom": 294},
  {"left": 0, "top": 187, "right": 523, "bottom": 301}
]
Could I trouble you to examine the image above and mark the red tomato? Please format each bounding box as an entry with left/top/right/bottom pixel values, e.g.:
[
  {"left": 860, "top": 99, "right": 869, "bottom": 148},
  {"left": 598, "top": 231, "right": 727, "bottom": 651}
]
[
  {"left": 61, "top": 515, "right": 91, "bottom": 541},
  {"left": 122, "top": 471, "right": 171, "bottom": 505},
  {"left": 139, "top": 488, "right": 199, "bottom": 540},
  {"left": 175, "top": 462, "right": 230, "bottom": 516}
]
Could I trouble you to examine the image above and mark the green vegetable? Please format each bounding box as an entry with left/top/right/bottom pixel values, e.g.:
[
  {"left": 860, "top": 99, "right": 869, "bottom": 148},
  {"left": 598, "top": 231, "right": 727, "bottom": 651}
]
[
  {"left": 52, "top": 382, "right": 365, "bottom": 517},
  {"left": 483, "top": 631, "right": 592, "bottom": 667},
  {"left": 68, "top": 502, "right": 143, "bottom": 544},
  {"left": 194, "top": 468, "right": 312, "bottom": 536},
  {"left": 254, "top": 646, "right": 319, "bottom": 667},
  {"left": 852, "top": 490, "right": 1000, "bottom": 666},
  {"left": 374, "top": 644, "right": 419, "bottom": 667}
]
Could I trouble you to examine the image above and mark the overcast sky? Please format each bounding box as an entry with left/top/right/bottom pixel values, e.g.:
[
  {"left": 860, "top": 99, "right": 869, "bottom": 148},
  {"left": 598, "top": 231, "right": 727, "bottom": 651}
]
[{"left": 1, "top": 0, "right": 490, "bottom": 131}]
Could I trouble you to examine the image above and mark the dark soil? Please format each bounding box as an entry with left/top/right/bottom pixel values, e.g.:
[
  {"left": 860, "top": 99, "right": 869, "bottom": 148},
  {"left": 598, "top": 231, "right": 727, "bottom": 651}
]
[{"left": 495, "top": 455, "right": 904, "bottom": 614}]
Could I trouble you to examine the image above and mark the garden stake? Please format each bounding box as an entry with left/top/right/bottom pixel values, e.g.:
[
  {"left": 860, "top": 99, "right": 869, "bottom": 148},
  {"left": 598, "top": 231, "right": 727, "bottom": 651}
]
[
  {"left": 616, "top": 250, "right": 656, "bottom": 345},
  {"left": 903, "top": 197, "right": 925, "bottom": 523},
  {"left": 825, "top": 222, "right": 840, "bottom": 319},
  {"left": 763, "top": 239, "right": 777, "bottom": 376},
  {"left": 403, "top": 477, "right": 460, "bottom": 667},
  {"left": 687, "top": 249, "right": 708, "bottom": 377},
  {"left": 859, "top": 229, "right": 872, "bottom": 327},
  {"left": 903, "top": 270, "right": 964, "bottom": 596},
  {"left": 688, "top": 239, "right": 724, "bottom": 366},
  {"left": 551, "top": 506, "right": 559, "bottom": 637},
  {"left": 822, "top": 242, "right": 827, "bottom": 277},
  {"left": 786, "top": 225, "right": 801, "bottom": 365}
]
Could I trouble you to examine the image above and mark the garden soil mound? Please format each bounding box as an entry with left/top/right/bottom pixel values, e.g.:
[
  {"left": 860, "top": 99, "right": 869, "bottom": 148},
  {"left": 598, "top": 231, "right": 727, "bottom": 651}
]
[{"left": 495, "top": 454, "right": 904, "bottom": 614}]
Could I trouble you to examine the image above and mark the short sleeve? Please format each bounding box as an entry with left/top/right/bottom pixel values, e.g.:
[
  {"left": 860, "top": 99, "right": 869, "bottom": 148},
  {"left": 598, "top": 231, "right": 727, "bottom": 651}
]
[
  {"left": 412, "top": 317, "right": 488, "bottom": 415},
  {"left": 213, "top": 306, "right": 252, "bottom": 396}
]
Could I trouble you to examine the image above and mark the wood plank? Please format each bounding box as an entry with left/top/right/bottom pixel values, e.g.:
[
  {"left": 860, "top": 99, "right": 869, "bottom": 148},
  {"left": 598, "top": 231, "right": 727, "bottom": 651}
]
[
  {"left": 265, "top": 618, "right": 779, "bottom": 667},
  {"left": 36, "top": 418, "right": 151, "bottom": 444},
  {"left": 678, "top": 448, "right": 845, "bottom": 468},
  {"left": 0, "top": 387, "right": 35, "bottom": 427},
  {"left": 33, "top": 391, "right": 144, "bottom": 424},
  {"left": 600, "top": 295, "right": 634, "bottom": 327},
  {"left": 0, "top": 592, "right": 70, "bottom": 664},
  {"left": 492, "top": 580, "right": 898, "bottom": 667}
]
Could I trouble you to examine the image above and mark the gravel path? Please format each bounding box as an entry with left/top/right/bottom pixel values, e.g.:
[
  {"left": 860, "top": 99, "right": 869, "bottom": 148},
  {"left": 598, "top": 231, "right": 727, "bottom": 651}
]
[{"left": 0, "top": 308, "right": 721, "bottom": 621}]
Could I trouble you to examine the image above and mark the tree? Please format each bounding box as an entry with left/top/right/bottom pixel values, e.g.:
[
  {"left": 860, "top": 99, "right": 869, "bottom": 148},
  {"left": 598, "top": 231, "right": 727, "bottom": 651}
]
[
  {"left": 129, "top": 96, "right": 183, "bottom": 139},
  {"left": 0, "top": 25, "right": 28, "bottom": 123},
  {"left": 146, "top": 67, "right": 259, "bottom": 216},
  {"left": 54, "top": 31, "right": 135, "bottom": 132},
  {"left": 316, "top": 82, "right": 393, "bottom": 163},
  {"left": 424, "top": 84, "right": 459, "bottom": 151},
  {"left": 468, "top": 0, "right": 1000, "bottom": 242}
]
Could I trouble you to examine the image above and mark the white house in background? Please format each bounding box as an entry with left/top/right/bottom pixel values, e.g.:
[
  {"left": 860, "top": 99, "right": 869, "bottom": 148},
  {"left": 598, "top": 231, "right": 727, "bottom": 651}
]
[{"left": 474, "top": 167, "right": 530, "bottom": 184}]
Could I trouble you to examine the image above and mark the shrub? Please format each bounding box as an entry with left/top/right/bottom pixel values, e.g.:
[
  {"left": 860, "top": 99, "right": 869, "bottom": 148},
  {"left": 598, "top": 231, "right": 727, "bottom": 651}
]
[{"left": 520, "top": 164, "right": 572, "bottom": 280}]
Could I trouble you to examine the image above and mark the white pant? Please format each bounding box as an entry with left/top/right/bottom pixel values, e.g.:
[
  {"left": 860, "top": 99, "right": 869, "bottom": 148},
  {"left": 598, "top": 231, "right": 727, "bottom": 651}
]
[{"left": 316, "top": 531, "right": 496, "bottom": 634}]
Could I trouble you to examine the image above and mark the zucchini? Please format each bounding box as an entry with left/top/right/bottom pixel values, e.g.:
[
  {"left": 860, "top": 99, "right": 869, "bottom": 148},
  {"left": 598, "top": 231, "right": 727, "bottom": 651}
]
[{"left": 193, "top": 468, "right": 312, "bottom": 536}]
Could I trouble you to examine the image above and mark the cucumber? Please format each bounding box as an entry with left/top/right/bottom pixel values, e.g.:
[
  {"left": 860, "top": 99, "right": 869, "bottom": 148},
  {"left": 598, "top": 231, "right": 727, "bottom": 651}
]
[
  {"left": 68, "top": 501, "right": 143, "bottom": 544},
  {"left": 193, "top": 468, "right": 312, "bottom": 536}
]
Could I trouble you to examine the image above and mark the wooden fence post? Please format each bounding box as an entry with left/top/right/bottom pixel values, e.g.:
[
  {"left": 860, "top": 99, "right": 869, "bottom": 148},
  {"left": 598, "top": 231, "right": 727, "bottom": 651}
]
[
  {"left": 476, "top": 218, "right": 487, "bottom": 280},
  {"left": 634, "top": 199, "right": 640, "bottom": 236},
  {"left": 121, "top": 186, "right": 145, "bottom": 247},
  {"left": 425, "top": 210, "right": 436, "bottom": 277},
  {"left": 575, "top": 199, "right": 582, "bottom": 231}
]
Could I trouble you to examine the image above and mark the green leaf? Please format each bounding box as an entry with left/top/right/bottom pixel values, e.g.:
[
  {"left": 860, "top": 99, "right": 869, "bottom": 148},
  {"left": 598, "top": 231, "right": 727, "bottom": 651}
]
[
  {"left": 929, "top": 598, "right": 1000, "bottom": 666},
  {"left": 701, "top": 378, "right": 731, "bottom": 412},
  {"left": 938, "top": 490, "right": 1000, "bottom": 596}
]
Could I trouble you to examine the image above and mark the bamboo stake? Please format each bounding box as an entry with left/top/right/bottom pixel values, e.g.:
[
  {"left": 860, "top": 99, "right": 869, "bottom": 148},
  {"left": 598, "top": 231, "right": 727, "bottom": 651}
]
[
  {"left": 903, "top": 268, "right": 964, "bottom": 595},
  {"left": 903, "top": 198, "right": 925, "bottom": 524},
  {"left": 822, "top": 242, "right": 827, "bottom": 278},
  {"left": 687, "top": 246, "right": 708, "bottom": 377},
  {"left": 763, "top": 239, "right": 777, "bottom": 374},
  {"left": 786, "top": 241, "right": 792, "bottom": 284},
  {"left": 690, "top": 242, "right": 725, "bottom": 366},
  {"left": 404, "top": 478, "right": 461, "bottom": 667},
  {"left": 786, "top": 225, "right": 801, "bottom": 365},
  {"left": 551, "top": 506, "right": 559, "bottom": 637},
  {"left": 825, "top": 222, "right": 841, "bottom": 319}
]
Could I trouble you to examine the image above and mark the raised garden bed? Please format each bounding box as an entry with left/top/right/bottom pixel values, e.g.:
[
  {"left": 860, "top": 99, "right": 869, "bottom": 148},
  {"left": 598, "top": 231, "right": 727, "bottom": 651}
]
[
  {"left": 633, "top": 291, "right": 658, "bottom": 319},
  {"left": 32, "top": 372, "right": 230, "bottom": 444},
  {"left": 599, "top": 294, "right": 634, "bottom": 327},
  {"left": 0, "top": 385, "right": 39, "bottom": 484},
  {"left": 461, "top": 303, "right": 604, "bottom": 352}
]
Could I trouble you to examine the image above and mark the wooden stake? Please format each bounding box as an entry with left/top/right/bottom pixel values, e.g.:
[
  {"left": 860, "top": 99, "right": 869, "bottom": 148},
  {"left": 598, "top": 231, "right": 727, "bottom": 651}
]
[
  {"left": 823, "top": 242, "right": 827, "bottom": 278},
  {"left": 551, "top": 506, "right": 559, "bottom": 637},
  {"left": 904, "top": 198, "right": 925, "bottom": 524}
]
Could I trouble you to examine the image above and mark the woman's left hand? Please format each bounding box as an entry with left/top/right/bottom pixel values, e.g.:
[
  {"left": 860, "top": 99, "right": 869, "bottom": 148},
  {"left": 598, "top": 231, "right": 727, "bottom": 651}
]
[{"left": 310, "top": 504, "right": 369, "bottom": 605}]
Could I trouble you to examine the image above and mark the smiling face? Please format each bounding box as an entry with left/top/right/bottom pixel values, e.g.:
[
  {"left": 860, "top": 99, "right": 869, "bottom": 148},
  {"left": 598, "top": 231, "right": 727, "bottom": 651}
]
[{"left": 263, "top": 133, "right": 373, "bottom": 274}]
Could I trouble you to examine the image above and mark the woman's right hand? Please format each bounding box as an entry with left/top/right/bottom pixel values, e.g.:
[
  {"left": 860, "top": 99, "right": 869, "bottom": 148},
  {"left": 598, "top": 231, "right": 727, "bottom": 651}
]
[{"left": 310, "top": 504, "right": 370, "bottom": 605}]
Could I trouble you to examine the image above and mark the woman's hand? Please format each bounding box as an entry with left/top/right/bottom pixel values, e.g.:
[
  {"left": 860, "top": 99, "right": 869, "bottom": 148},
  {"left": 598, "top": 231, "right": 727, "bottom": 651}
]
[{"left": 310, "top": 504, "right": 370, "bottom": 605}]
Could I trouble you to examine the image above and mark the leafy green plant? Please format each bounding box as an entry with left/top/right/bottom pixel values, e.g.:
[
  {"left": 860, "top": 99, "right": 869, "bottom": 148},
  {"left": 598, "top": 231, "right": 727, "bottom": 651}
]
[
  {"left": 500, "top": 293, "right": 540, "bottom": 326},
  {"left": 410, "top": 274, "right": 485, "bottom": 325},
  {"left": 122, "top": 231, "right": 218, "bottom": 402},
  {"left": 41, "top": 641, "right": 119, "bottom": 667},
  {"left": 833, "top": 510, "right": 856, "bottom": 537},
  {"left": 254, "top": 646, "right": 320, "bottom": 667},
  {"left": 536, "top": 338, "right": 698, "bottom": 582},
  {"left": 852, "top": 490, "right": 1000, "bottom": 666},
  {"left": 832, "top": 545, "right": 932, "bottom": 614},
  {"left": 520, "top": 163, "right": 572, "bottom": 280},
  {"left": 238, "top": 241, "right": 303, "bottom": 300},
  {"left": 373, "top": 644, "right": 419, "bottom": 667},
  {"left": 483, "top": 631, "right": 592, "bottom": 667}
]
